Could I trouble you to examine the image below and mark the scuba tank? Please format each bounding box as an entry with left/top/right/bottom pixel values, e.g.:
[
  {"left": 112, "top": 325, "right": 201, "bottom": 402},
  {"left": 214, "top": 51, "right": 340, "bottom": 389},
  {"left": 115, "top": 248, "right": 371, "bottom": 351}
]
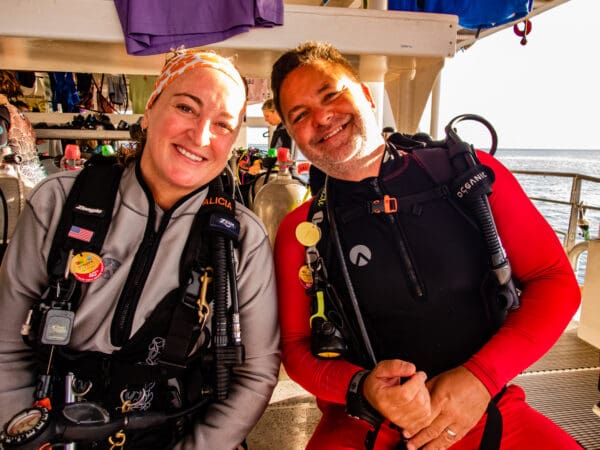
[
  {"left": 252, "top": 148, "right": 308, "bottom": 247},
  {"left": 59, "top": 144, "right": 84, "bottom": 171},
  {"left": 1, "top": 150, "right": 26, "bottom": 259},
  {"left": 247, "top": 147, "right": 277, "bottom": 210}
]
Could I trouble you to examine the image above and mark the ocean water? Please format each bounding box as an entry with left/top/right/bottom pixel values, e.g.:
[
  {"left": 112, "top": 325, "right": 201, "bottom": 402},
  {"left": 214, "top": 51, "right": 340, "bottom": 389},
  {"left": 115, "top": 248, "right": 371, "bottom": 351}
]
[{"left": 494, "top": 148, "right": 600, "bottom": 284}]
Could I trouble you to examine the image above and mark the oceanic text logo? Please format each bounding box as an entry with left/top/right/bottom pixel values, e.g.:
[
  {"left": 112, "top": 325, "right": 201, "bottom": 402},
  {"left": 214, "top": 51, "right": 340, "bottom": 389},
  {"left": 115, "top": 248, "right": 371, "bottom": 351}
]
[{"left": 456, "top": 171, "right": 487, "bottom": 198}]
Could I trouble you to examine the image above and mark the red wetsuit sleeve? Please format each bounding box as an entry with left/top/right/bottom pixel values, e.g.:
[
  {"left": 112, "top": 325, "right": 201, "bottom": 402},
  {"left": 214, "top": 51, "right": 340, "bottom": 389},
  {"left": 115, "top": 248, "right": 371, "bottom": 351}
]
[
  {"left": 463, "top": 151, "right": 581, "bottom": 396},
  {"left": 274, "top": 201, "right": 364, "bottom": 404}
]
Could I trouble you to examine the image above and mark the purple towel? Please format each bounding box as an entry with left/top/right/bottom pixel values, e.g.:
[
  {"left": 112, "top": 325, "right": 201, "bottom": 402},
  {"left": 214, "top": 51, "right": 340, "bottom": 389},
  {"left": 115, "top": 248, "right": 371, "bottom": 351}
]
[{"left": 114, "top": 0, "right": 284, "bottom": 56}]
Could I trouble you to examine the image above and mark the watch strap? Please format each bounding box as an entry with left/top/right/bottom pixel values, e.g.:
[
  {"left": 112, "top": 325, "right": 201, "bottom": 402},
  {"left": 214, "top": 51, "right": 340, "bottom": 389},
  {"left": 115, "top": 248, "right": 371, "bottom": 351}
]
[{"left": 345, "top": 370, "right": 384, "bottom": 428}]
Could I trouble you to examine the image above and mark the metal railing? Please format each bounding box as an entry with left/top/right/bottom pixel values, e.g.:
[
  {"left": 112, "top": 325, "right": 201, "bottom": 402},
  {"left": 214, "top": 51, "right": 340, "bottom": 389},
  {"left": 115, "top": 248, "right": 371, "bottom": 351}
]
[{"left": 511, "top": 170, "right": 600, "bottom": 271}]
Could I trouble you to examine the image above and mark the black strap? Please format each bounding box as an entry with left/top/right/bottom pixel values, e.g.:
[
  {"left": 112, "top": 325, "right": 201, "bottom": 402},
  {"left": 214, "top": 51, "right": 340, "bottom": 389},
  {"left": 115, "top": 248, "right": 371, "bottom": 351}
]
[
  {"left": 346, "top": 370, "right": 384, "bottom": 428},
  {"left": 478, "top": 386, "right": 507, "bottom": 450},
  {"left": 158, "top": 287, "right": 204, "bottom": 370},
  {"left": 47, "top": 155, "right": 124, "bottom": 279},
  {"left": 160, "top": 179, "right": 240, "bottom": 370},
  {"left": 410, "top": 145, "right": 456, "bottom": 184},
  {"left": 0, "top": 185, "right": 8, "bottom": 264}
]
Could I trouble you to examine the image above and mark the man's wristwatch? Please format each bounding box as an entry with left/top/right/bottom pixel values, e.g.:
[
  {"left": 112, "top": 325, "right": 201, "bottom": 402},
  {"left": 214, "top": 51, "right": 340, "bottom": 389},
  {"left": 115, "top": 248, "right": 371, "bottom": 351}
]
[{"left": 345, "top": 370, "right": 384, "bottom": 428}]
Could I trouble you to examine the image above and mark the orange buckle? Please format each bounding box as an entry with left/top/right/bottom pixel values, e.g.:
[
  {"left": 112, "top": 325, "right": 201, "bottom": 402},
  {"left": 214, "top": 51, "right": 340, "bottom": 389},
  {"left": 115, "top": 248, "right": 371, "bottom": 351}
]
[
  {"left": 34, "top": 397, "right": 52, "bottom": 410},
  {"left": 369, "top": 195, "right": 398, "bottom": 214}
]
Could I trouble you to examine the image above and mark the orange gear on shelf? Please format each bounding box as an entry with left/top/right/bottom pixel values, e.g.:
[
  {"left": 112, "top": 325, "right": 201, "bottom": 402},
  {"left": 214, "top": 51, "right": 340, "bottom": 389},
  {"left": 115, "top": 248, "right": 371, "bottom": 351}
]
[{"left": 248, "top": 159, "right": 263, "bottom": 175}]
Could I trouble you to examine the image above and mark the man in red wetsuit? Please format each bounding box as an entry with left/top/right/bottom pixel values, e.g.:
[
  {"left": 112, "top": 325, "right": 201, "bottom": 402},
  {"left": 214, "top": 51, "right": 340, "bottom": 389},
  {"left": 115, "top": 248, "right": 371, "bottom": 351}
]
[{"left": 271, "top": 41, "right": 582, "bottom": 450}]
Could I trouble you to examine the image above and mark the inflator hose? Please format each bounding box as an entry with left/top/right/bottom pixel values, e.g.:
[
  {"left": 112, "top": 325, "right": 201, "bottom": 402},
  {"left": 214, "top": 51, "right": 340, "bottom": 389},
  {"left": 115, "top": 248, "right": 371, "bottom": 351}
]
[{"left": 445, "top": 114, "right": 519, "bottom": 309}]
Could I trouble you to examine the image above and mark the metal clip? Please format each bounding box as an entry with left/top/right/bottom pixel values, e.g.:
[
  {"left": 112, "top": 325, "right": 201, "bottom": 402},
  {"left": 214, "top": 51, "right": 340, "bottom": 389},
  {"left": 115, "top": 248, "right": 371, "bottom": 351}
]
[
  {"left": 197, "top": 267, "right": 213, "bottom": 329},
  {"left": 109, "top": 430, "right": 126, "bottom": 449},
  {"left": 64, "top": 249, "right": 74, "bottom": 280}
]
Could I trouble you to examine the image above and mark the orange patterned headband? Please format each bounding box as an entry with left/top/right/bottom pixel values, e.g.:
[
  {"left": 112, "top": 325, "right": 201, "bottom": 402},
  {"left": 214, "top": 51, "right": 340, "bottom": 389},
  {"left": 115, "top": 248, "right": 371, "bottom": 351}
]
[{"left": 146, "top": 50, "right": 245, "bottom": 110}]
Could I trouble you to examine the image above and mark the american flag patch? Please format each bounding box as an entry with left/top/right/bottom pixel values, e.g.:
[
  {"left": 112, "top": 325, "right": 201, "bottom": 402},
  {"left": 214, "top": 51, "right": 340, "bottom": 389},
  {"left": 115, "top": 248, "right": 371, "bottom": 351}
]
[{"left": 67, "top": 225, "right": 93, "bottom": 242}]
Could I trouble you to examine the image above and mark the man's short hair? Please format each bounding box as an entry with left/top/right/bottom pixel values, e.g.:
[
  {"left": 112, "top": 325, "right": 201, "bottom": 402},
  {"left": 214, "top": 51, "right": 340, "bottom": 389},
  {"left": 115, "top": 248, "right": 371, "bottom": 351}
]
[
  {"left": 262, "top": 98, "right": 275, "bottom": 111},
  {"left": 271, "top": 41, "right": 360, "bottom": 119}
]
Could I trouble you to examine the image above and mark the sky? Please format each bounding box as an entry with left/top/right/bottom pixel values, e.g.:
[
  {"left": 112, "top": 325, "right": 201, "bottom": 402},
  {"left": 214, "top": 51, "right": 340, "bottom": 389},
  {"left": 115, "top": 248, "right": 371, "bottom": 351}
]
[{"left": 432, "top": 0, "right": 600, "bottom": 150}]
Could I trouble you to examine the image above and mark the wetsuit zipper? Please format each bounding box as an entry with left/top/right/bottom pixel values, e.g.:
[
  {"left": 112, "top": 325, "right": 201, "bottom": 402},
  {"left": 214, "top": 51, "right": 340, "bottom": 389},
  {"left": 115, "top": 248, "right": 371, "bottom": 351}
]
[
  {"left": 110, "top": 207, "right": 173, "bottom": 347},
  {"left": 370, "top": 178, "right": 425, "bottom": 299}
]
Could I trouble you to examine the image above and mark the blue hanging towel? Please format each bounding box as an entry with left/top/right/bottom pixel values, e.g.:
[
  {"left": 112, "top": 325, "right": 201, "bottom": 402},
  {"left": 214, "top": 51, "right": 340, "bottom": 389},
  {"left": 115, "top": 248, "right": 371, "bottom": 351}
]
[{"left": 388, "top": 0, "right": 533, "bottom": 30}]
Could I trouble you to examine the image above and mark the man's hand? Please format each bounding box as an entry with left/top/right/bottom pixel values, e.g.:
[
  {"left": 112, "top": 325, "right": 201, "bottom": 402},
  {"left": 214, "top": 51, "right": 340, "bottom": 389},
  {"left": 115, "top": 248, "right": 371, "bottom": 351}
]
[
  {"left": 404, "top": 366, "right": 491, "bottom": 450},
  {"left": 362, "top": 359, "right": 431, "bottom": 436}
]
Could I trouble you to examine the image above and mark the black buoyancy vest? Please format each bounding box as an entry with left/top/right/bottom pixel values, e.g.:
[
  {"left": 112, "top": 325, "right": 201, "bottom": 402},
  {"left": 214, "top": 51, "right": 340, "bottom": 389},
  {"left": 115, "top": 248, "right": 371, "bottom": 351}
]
[
  {"left": 310, "top": 143, "right": 505, "bottom": 376},
  {"left": 31, "top": 155, "right": 243, "bottom": 417}
]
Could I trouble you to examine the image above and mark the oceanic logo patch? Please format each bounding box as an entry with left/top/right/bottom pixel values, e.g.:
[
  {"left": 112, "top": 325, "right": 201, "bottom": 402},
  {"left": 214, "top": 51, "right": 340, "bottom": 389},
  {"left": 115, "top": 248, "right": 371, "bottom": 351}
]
[
  {"left": 349, "top": 245, "right": 371, "bottom": 267},
  {"left": 455, "top": 170, "right": 488, "bottom": 199}
]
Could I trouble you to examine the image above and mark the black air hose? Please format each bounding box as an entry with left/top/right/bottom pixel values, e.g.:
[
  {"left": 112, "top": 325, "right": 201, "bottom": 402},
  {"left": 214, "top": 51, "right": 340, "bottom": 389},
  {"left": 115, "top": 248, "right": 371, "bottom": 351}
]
[
  {"left": 445, "top": 115, "right": 519, "bottom": 308},
  {"left": 451, "top": 142, "right": 505, "bottom": 266},
  {"left": 0, "top": 186, "right": 8, "bottom": 263},
  {"left": 211, "top": 177, "right": 231, "bottom": 401}
]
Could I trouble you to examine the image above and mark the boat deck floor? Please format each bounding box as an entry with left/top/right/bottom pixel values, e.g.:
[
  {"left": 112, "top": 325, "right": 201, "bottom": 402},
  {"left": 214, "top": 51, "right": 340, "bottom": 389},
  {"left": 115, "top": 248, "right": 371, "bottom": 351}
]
[{"left": 246, "top": 324, "right": 600, "bottom": 449}]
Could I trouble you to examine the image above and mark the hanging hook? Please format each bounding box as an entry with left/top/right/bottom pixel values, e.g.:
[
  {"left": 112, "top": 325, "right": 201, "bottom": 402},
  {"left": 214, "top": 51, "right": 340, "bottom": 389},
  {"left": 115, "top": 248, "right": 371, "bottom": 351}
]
[{"left": 513, "top": 19, "right": 532, "bottom": 46}]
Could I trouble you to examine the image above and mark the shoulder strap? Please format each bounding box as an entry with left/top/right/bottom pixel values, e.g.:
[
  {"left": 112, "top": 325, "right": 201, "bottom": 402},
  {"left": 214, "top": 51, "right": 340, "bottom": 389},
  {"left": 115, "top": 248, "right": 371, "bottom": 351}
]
[
  {"left": 388, "top": 130, "right": 496, "bottom": 202},
  {"left": 160, "top": 177, "right": 243, "bottom": 384},
  {"left": 394, "top": 123, "right": 519, "bottom": 313},
  {"left": 47, "top": 155, "right": 124, "bottom": 279}
]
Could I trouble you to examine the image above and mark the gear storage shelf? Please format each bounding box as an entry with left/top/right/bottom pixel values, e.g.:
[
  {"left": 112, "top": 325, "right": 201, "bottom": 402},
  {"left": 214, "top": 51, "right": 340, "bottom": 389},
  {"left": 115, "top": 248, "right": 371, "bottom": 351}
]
[
  {"left": 0, "top": 0, "right": 457, "bottom": 77},
  {"left": 24, "top": 113, "right": 142, "bottom": 141}
]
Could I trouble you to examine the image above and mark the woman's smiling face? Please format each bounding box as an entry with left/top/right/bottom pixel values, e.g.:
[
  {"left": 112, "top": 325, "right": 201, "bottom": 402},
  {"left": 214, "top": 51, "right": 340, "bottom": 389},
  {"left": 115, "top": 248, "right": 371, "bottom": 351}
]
[{"left": 140, "top": 67, "right": 246, "bottom": 209}]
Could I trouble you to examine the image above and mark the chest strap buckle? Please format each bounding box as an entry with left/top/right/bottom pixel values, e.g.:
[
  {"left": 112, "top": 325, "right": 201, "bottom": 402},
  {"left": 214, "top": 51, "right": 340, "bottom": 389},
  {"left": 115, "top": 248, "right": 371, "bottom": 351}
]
[{"left": 369, "top": 195, "right": 398, "bottom": 214}]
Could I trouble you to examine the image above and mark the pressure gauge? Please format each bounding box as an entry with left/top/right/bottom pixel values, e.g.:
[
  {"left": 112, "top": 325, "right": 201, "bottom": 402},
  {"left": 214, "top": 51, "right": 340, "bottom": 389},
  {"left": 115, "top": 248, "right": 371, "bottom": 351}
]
[{"left": 0, "top": 406, "right": 50, "bottom": 447}]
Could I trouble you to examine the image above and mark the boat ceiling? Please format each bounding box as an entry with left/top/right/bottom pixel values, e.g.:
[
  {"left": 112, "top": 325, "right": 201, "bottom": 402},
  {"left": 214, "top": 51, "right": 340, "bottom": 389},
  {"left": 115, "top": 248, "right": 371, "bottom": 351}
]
[
  {"left": 0, "top": 0, "right": 570, "bottom": 133},
  {"left": 0, "top": 0, "right": 570, "bottom": 77}
]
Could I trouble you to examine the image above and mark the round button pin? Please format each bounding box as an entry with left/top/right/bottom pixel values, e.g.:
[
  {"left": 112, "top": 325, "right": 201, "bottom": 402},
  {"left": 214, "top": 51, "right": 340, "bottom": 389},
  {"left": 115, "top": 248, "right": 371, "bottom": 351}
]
[
  {"left": 295, "top": 222, "right": 321, "bottom": 247},
  {"left": 298, "top": 264, "right": 313, "bottom": 289},
  {"left": 70, "top": 252, "right": 104, "bottom": 283}
]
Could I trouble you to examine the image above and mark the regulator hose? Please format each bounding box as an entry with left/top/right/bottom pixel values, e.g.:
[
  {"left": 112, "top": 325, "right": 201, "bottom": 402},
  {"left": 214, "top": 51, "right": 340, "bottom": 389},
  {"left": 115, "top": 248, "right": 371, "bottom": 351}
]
[
  {"left": 1, "top": 398, "right": 209, "bottom": 450},
  {"left": 210, "top": 176, "right": 232, "bottom": 401}
]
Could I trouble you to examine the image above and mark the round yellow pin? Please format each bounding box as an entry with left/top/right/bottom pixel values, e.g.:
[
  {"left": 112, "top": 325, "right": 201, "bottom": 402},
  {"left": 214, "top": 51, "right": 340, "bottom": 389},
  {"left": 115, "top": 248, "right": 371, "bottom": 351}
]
[
  {"left": 298, "top": 264, "right": 313, "bottom": 289},
  {"left": 70, "top": 251, "right": 104, "bottom": 283},
  {"left": 295, "top": 221, "right": 321, "bottom": 247}
]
